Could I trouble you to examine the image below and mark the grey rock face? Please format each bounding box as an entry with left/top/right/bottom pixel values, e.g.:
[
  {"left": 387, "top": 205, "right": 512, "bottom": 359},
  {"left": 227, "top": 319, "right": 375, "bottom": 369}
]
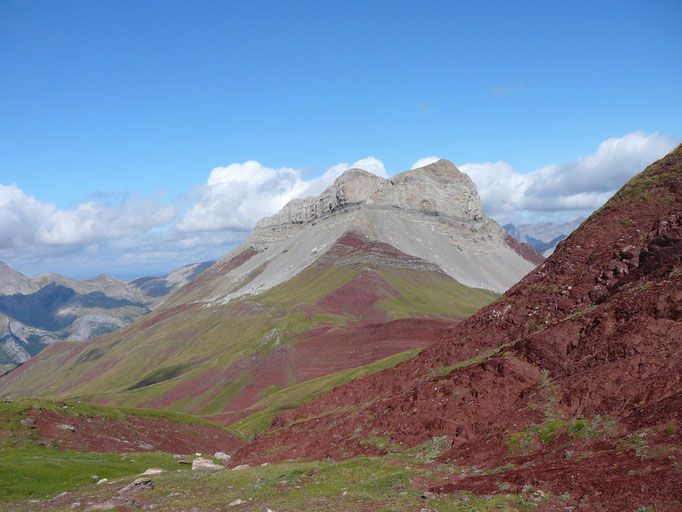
[{"left": 256, "top": 160, "right": 483, "bottom": 232}]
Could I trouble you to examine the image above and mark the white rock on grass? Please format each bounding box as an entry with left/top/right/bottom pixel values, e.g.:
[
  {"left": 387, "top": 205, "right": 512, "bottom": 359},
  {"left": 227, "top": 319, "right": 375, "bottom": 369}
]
[
  {"left": 231, "top": 464, "right": 249, "bottom": 471},
  {"left": 229, "top": 499, "right": 245, "bottom": 506},
  {"left": 191, "top": 457, "right": 224, "bottom": 471}
]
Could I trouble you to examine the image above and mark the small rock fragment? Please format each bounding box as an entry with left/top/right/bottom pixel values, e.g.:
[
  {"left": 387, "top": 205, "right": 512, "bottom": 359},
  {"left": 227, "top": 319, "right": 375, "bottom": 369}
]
[
  {"left": 96, "top": 478, "right": 108, "bottom": 485},
  {"left": 57, "top": 424, "right": 76, "bottom": 432},
  {"left": 229, "top": 498, "right": 245, "bottom": 506},
  {"left": 214, "top": 451, "right": 231, "bottom": 462},
  {"left": 232, "top": 464, "right": 250, "bottom": 471},
  {"left": 422, "top": 491, "right": 437, "bottom": 500},
  {"left": 141, "top": 468, "right": 167, "bottom": 475},
  {"left": 20, "top": 417, "right": 36, "bottom": 428}
]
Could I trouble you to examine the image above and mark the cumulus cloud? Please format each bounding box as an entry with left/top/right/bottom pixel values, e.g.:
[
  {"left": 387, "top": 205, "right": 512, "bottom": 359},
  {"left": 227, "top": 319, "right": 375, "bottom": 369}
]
[
  {"left": 460, "top": 131, "right": 678, "bottom": 225},
  {"left": 411, "top": 156, "right": 440, "bottom": 169},
  {"left": 0, "top": 184, "right": 175, "bottom": 248},
  {"left": 177, "top": 157, "right": 388, "bottom": 233}
]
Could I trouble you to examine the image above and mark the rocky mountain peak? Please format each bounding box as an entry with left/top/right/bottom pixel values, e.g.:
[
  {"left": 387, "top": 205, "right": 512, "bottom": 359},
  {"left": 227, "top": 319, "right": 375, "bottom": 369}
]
[
  {"left": 255, "top": 159, "right": 483, "bottom": 232},
  {"left": 182, "top": 158, "right": 538, "bottom": 307}
]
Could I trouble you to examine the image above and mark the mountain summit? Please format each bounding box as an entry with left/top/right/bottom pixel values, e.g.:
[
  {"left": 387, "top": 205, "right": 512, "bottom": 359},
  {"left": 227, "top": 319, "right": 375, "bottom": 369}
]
[{"left": 176, "top": 159, "right": 540, "bottom": 308}]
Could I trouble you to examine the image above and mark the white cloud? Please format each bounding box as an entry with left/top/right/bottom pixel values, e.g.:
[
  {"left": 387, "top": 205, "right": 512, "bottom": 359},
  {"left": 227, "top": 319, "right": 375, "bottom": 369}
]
[
  {"left": 411, "top": 156, "right": 440, "bottom": 169},
  {"left": 177, "top": 157, "right": 388, "bottom": 233},
  {"left": 460, "top": 131, "right": 678, "bottom": 225},
  {"left": 0, "top": 184, "right": 174, "bottom": 248},
  {"left": 347, "top": 157, "right": 388, "bottom": 178}
]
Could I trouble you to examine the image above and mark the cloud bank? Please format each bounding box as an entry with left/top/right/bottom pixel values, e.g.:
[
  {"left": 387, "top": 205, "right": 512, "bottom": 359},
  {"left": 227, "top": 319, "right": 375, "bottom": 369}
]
[
  {"left": 459, "top": 131, "right": 678, "bottom": 225},
  {"left": 0, "top": 132, "right": 677, "bottom": 278}
]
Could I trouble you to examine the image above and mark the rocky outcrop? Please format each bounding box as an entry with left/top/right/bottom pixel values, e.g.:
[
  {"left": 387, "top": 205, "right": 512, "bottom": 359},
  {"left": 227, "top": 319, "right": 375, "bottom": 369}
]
[{"left": 255, "top": 160, "right": 483, "bottom": 232}]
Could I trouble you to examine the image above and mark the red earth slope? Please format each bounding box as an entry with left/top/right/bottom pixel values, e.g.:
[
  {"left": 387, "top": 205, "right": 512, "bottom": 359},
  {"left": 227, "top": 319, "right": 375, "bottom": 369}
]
[
  {"left": 2, "top": 400, "right": 242, "bottom": 455},
  {"left": 234, "top": 145, "right": 682, "bottom": 510}
]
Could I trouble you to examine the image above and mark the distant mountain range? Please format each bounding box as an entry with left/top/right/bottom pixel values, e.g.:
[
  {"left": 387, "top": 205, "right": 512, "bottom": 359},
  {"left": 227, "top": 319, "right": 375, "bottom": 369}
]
[
  {"left": 0, "top": 260, "right": 213, "bottom": 366},
  {"left": 504, "top": 217, "right": 584, "bottom": 256},
  {"left": 0, "top": 159, "right": 542, "bottom": 425}
]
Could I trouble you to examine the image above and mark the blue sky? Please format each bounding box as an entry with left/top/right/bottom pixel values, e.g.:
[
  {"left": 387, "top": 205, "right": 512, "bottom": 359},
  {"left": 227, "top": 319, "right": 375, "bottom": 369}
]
[{"left": 0, "top": 0, "right": 680, "bottom": 279}]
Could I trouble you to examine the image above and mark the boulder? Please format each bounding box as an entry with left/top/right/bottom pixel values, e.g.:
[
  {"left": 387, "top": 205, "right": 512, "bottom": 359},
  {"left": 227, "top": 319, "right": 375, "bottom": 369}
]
[{"left": 191, "top": 457, "right": 224, "bottom": 471}]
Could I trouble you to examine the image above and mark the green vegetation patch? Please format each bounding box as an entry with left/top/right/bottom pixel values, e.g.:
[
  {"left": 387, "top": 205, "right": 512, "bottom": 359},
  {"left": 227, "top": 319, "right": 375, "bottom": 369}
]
[
  {"left": 127, "top": 363, "right": 189, "bottom": 390},
  {"left": 258, "top": 264, "right": 361, "bottom": 306},
  {"left": 377, "top": 269, "right": 499, "bottom": 319},
  {"left": 33, "top": 455, "right": 540, "bottom": 512},
  {"left": 0, "top": 447, "right": 190, "bottom": 501}
]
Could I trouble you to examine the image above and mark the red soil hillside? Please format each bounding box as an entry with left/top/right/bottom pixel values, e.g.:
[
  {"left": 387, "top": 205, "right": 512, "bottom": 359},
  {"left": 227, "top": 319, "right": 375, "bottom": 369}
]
[
  {"left": 234, "top": 145, "right": 682, "bottom": 510},
  {"left": 1, "top": 399, "right": 242, "bottom": 455}
]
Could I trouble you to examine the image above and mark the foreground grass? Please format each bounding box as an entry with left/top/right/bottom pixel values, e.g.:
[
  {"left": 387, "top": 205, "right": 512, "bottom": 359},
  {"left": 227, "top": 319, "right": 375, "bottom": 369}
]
[
  {"left": 2, "top": 453, "right": 541, "bottom": 511},
  {"left": 0, "top": 447, "right": 190, "bottom": 501}
]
